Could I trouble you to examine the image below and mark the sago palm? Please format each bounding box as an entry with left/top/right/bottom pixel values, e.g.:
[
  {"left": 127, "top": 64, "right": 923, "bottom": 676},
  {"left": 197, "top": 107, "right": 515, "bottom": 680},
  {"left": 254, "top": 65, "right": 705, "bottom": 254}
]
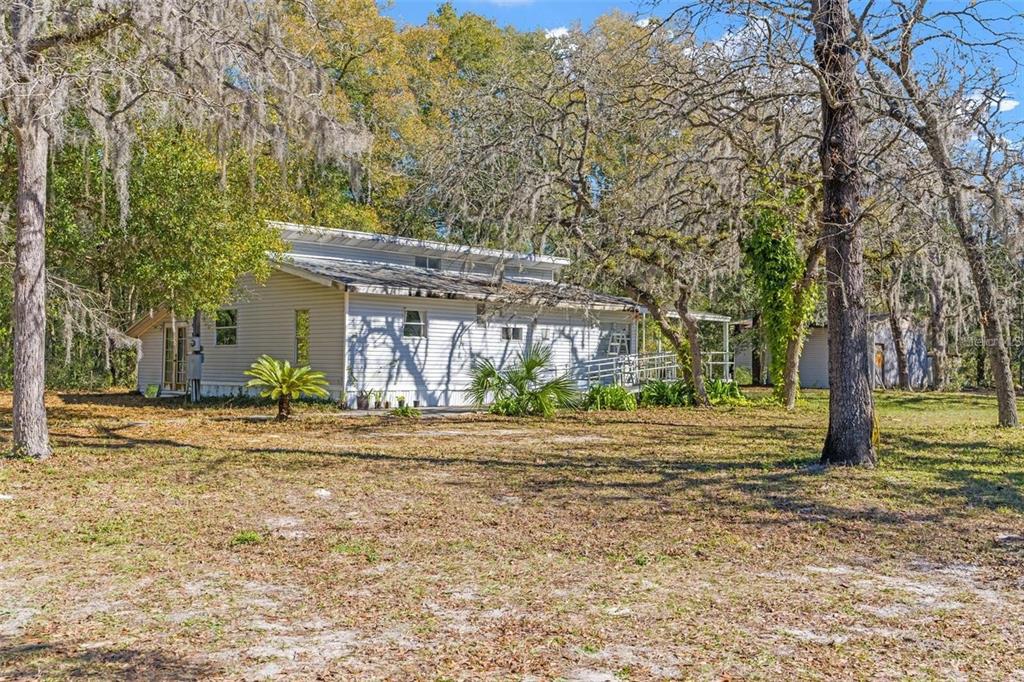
[
  {"left": 468, "top": 346, "right": 576, "bottom": 417},
  {"left": 244, "top": 355, "right": 330, "bottom": 420}
]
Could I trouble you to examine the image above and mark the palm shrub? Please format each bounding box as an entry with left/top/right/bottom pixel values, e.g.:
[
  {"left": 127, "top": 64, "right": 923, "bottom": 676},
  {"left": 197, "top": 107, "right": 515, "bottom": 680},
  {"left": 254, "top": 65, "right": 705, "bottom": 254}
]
[
  {"left": 705, "top": 378, "right": 748, "bottom": 406},
  {"left": 584, "top": 384, "right": 637, "bottom": 411},
  {"left": 244, "top": 355, "right": 330, "bottom": 420},
  {"left": 638, "top": 379, "right": 695, "bottom": 407},
  {"left": 468, "top": 346, "right": 577, "bottom": 418}
]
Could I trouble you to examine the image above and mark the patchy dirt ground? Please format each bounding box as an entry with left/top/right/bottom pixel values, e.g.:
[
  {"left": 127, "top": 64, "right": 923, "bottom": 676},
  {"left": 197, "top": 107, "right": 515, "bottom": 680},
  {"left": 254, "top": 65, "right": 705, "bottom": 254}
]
[{"left": 1, "top": 390, "right": 1023, "bottom": 680}]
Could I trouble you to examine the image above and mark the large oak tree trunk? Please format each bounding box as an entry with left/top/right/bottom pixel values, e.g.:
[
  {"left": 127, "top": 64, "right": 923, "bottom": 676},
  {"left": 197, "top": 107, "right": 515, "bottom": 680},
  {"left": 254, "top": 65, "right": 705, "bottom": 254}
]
[
  {"left": 12, "top": 114, "right": 52, "bottom": 459},
  {"left": 813, "top": 0, "right": 877, "bottom": 466}
]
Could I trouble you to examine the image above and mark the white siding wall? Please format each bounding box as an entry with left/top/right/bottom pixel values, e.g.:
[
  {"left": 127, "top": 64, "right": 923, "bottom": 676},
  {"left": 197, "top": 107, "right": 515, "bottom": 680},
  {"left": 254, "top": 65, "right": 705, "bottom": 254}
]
[
  {"left": 345, "top": 293, "right": 634, "bottom": 407},
  {"left": 136, "top": 275, "right": 633, "bottom": 405},
  {"left": 136, "top": 271, "right": 346, "bottom": 398},
  {"left": 798, "top": 328, "right": 831, "bottom": 389},
  {"left": 738, "top": 322, "right": 932, "bottom": 390},
  {"left": 137, "top": 324, "right": 166, "bottom": 392}
]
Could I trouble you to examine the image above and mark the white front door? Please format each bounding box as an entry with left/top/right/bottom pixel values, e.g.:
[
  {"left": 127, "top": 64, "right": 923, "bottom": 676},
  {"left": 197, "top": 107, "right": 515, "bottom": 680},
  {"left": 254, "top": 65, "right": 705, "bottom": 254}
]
[{"left": 163, "top": 325, "right": 188, "bottom": 391}]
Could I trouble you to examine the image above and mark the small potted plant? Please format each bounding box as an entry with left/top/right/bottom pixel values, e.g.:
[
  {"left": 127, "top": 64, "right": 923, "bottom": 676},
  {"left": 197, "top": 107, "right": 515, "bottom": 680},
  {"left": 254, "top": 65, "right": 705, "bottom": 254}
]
[
  {"left": 355, "top": 389, "right": 371, "bottom": 411},
  {"left": 383, "top": 394, "right": 391, "bottom": 409},
  {"left": 396, "top": 395, "right": 406, "bottom": 408},
  {"left": 373, "top": 389, "right": 383, "bottom": 410}
]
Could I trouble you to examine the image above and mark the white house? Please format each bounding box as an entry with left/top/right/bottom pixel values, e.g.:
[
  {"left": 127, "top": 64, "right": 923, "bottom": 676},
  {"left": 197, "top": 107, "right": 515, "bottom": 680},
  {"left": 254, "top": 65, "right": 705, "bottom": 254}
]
[{"left": 127, "top": 222, "right": 655, "bottom": 407}]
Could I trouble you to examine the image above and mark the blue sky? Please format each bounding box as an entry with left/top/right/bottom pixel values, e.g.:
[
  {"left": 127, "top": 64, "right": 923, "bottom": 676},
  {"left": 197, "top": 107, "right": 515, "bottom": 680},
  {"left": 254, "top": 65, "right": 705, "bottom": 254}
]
[
  {"left": 382, "top": 0, "right": 654, "bottom": 33},
  {"left": 382, "top": 0, "right": 1022, "bottom": 122}
]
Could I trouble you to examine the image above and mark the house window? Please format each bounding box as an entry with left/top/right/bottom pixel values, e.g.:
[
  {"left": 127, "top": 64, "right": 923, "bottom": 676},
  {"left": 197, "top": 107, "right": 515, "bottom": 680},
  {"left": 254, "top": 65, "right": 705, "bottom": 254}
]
[
  {"left": 415, "top": 256, "right": 442, "bottom": 270},
  {"left": 295, "top": 309, "right": 310, "bottom": 366},
  {"left": 215, "top": 309, "right": 237, "bottom": 346},
  {"left": 403, "top": 310, "right": 426, "bottom": 338},
  {"left": 501, "top": 326, "right": 524, "bottom": 341}
]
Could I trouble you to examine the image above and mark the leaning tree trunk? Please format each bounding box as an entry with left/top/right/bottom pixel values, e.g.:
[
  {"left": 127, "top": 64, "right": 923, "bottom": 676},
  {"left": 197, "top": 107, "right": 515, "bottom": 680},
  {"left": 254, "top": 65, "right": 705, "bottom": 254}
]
[
  {"left": 677, "top": 294, "right": 709, "bottom": 408},
  {"left": 11, "top": 114, "right": 52, "bottom": 459},
  {"left": 626, "top": 284, "right": 708, "bottom": 406},
  {"left": 906, "top": 94, "right": 1020, "bottom": 423},
  {"left": 813, "top": 0, "right": 877, "bottom": 466},
  {"left": 944, "top": 187, "right": 1017, "bottom": 424},
  {"left": 782, "top": 239, "right": 825, "bottom": 410},
  {"left": 928, "top": 263, "right": 948, "bottom": 390}
]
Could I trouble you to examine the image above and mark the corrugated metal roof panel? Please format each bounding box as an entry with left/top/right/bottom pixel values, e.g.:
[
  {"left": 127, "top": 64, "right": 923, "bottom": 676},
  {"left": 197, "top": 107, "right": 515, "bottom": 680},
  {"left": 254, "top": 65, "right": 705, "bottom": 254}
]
[{"left": 276, "top": 255, "right": 641, "bottom": 311}]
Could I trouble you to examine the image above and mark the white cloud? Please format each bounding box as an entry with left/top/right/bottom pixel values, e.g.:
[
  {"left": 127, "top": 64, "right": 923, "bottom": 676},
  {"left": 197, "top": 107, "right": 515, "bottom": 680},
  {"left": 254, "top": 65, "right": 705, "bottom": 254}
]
[
  {"left": 545, "top": 26, "right": 569, "bottom": 40},
  {"left": 965, "top": 91, "right": 1020, "bottom": 115}
]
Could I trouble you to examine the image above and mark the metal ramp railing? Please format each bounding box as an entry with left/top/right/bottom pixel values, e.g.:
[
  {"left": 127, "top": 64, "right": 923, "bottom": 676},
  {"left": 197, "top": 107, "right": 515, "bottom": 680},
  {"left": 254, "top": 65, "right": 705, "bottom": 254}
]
[{"left": 570, "top": 351, "right": 734, "bottom": 390}]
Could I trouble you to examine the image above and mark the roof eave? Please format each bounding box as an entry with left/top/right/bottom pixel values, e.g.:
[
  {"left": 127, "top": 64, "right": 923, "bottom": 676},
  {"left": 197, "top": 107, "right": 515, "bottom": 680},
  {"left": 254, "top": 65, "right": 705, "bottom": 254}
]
[
  {"left": 272, "top": 220, "right": 572, "bottom": 268},
  {"left": 345, "top": 283, "right": 637, "bottom": 311},
  {"left": 125, "top": 309, "right": 170, "bottom": 338}
]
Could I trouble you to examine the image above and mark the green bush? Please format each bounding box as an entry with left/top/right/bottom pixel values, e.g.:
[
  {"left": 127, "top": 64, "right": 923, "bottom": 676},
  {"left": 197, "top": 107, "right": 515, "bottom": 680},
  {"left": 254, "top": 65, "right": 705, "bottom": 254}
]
[
  {"left": 638, "top": 379, "right": 694, "bottom": 407},
  {"left": 469, "top": 346, "right": 576, "bottom": 418},
  {"left": 389, "top": 405, "right": 421, "bottom": 418},
  {"left": 584, "top": 384, "right": 637, "bottom": 411},
  {"left": 705, "top": 378, "right": 749, "bottom": 406}
]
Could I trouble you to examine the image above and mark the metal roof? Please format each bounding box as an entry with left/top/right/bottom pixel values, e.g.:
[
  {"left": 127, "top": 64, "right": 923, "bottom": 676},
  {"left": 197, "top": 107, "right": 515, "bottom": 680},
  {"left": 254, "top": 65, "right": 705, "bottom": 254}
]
[
  {"left": 272, "top": 221, "right": 571, "bottom": 269},
  {"left": 275, "top": 255, "right": 640, "bottom": 311}
]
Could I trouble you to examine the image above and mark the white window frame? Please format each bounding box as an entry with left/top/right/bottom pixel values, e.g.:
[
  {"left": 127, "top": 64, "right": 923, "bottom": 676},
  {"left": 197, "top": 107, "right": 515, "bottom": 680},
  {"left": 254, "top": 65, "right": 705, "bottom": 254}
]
[
  {"left": 295, "top": 309, "right": 310, "bottom": 366},
  {"left": 501, "top": 325, "right": 525, "bottom": 342},
  {"left": 214, "top": 309, "right": 238, "bottom": 346},
  {"left": 403, "top": 309, "right": 426, "bottom": 338}
]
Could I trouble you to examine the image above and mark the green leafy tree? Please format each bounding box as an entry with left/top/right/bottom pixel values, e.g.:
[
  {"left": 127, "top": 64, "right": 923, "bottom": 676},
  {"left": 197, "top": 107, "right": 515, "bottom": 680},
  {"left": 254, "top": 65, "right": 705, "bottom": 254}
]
[
  {"left": 244, "top": 355, "right": 330, "bottom": 420},
  {"left": 743, "top": 178, "right": 821, "bottom": 408}
]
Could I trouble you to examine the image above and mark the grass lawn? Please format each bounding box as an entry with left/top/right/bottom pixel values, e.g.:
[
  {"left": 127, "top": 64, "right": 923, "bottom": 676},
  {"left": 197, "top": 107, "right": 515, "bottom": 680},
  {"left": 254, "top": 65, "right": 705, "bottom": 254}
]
[{"left": 1, "top": 389, "right": 1023, "bottom": 680}]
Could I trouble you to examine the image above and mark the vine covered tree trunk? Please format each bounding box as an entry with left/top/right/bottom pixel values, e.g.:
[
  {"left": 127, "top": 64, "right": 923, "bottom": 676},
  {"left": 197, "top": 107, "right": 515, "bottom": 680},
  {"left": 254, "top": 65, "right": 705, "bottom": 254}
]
[
  {"left": 11, "top": 112, "right": 52, "bottom": 459},
  {"left": 782, "top": 240, "right": 824, "bottom": 410},
  {"left": 813, "top": 0, "right": 877, "bottom": 466},
  {"left": 751, "top": 315, "right": 763, "bottom": 386}
]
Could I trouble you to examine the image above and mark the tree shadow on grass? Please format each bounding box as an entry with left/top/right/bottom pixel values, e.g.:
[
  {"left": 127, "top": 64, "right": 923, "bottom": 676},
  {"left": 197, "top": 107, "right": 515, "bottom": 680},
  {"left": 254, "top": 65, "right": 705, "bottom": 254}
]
[
  {"left": 43, "top": 403, "right": 1024, "bottom": 534},
  {"left": 51, "top": 423, "right": 948, "bottom": 530},
  {"left": 0, "top": 639, "right": 218, "bottom": 681}
]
